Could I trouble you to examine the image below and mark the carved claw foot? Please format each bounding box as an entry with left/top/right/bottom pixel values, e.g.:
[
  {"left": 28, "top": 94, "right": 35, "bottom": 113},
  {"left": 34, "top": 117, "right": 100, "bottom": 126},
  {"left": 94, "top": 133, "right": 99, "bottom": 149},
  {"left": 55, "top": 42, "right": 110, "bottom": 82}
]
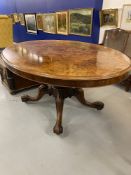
[
  {"left": 53, "top": 125, "right": 63, "bottom": 135},
  {"left": 21, "top": 95, "right": 31, "bottom": 102},
  {"left": 91, "top": 101, "right": 104, "bottom": 110},
  {"left": 75, "top": 88, "right": 104, "bottom": 110},
  {"left": 21, "top": 84, "right": 46, "bottom": 102}
]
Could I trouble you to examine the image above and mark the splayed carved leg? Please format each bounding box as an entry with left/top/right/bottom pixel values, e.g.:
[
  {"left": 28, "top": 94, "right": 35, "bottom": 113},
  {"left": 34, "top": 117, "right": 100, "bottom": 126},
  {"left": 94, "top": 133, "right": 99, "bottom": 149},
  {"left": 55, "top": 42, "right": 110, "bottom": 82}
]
[
  {"left": 21, "top": 85, "right": 104, "bottom": 135},
  {"left": 21, "top": 84, "right": 47, "bottom": 102},
  {"left": 75, "top": 88, "right": 104, "bottom": 110},
  {"left": 53, "top": 89, "right": 64, "bottom": 135}
]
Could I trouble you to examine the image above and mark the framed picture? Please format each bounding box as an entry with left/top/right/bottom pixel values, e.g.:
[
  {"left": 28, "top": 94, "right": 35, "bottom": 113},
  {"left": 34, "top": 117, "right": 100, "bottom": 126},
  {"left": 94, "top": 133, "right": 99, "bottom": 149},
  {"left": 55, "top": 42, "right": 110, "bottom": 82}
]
[
  {"left": 19, "top": 13, "right": 25, "bottom": 25},
  {"left": 10, "top": 13, "right": 19, "bottom": 24},
  {"left": 69, "top": 8, "right": 93, "bottom": 36},
  {"left": 10, "top": 14, "right": 15, "bottom": 24},
  {"left": 24, "top": 14, "right": 37, "bottom": 34},
  {"left": 43, "top": 13, "right": 56, "bottom": 34},
  {"left": 36, "top": 13, "right": 43, "bottom": 30},
  {"left": 121, "top": 4, "right": 131, "bottom": 31},
  {"left": 56, "top": 11, "right": 68, "bottom": 35},
  {"left": 14, "top": 13, "right": 19, "bottom": 23},
  {"left": 100, "top": 9, "right": 118, "bottom": 26}
]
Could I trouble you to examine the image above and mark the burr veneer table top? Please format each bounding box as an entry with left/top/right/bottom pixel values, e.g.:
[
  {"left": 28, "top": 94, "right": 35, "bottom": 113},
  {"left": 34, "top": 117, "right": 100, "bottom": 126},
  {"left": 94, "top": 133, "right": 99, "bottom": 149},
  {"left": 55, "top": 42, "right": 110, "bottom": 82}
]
[
  {"left": 1, "top": 40, "right": 131, "bottom": 135},
  {"left": 1, "top": 40, "right": 131, "bottom": 88}
]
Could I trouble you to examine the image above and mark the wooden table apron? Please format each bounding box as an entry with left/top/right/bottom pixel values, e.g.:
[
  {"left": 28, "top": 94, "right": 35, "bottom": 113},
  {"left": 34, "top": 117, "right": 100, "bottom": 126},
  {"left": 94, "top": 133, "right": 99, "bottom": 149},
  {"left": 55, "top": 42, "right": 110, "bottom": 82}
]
[{"left": 1, "top": 40, "right": 131, "bottom": 135}]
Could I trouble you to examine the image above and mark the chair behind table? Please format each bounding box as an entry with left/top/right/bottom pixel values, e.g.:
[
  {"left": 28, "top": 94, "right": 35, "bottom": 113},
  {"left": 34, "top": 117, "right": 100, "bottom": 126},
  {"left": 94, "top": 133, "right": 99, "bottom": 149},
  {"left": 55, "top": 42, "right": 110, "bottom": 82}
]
[{"left": 102, "top": 28, "right": 131, "bottom": 91}]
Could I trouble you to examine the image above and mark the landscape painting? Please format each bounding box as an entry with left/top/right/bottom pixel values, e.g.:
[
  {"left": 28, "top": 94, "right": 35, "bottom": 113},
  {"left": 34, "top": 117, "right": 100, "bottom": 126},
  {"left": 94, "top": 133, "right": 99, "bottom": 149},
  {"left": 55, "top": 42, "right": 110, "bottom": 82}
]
[
  {"left": 25, "top": 14, "right": 37, "bottom": 34},
  {"left": 100, "top": 9, "right": 118, "bottom": 26},
  {"left": 69, "top": 8, "right": 93, "bottom": 36},
  {"left": 36, "top": 13, "right": 43, "bottom": 30},
  {"left": 19, "top": 13, "right": 25, "bottom": 25},
  {"left": 43, "top": 13, "right": 56, "bottom": 34},
  {"left": 13, "top": 13, "right": 19, "bottom": 23},
  {"left": 56, "top": 11, "right": 68, "bottom": 35}
]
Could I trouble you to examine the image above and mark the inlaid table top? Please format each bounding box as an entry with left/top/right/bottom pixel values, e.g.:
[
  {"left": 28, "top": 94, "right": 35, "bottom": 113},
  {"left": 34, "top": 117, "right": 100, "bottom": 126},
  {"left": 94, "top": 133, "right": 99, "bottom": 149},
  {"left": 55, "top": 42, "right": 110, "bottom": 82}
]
[
  {"left": 1, "top": 40, "right": 131, "bottom": 135},
  {"left": 1, "top": 40, "right": 131, "bottom": 88}
]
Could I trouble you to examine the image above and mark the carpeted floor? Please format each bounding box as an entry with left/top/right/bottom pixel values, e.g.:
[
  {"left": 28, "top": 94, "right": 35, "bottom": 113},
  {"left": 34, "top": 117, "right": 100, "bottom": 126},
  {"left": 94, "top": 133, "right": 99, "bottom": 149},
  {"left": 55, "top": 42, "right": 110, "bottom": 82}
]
[{"left": 0, "top": 83, "right": 131, "bottom": 175}]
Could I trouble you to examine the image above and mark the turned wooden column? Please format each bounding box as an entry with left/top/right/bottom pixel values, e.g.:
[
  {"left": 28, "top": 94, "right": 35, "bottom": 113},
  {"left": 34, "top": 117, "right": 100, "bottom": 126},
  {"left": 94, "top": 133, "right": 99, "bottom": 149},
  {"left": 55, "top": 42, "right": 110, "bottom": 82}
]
[{"left": 53, "top": 89, "right": 64, "bottom": 134}]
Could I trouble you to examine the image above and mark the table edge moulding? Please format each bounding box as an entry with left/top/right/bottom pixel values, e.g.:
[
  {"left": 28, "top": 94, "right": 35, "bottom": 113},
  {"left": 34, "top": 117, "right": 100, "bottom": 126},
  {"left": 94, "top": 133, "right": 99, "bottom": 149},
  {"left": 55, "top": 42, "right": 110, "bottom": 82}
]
[{"left": 1, "top": 40, "right": 131, "bottom": 134}]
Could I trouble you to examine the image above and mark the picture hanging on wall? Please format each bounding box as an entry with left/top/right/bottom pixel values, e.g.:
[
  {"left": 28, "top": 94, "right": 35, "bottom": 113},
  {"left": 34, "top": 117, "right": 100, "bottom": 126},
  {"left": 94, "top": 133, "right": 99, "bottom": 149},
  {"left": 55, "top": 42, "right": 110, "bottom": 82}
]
[
  {"left": 43, "top": 13, "right": 56, "bottom": 34},
  {"left": 10, "top": 14, "right": 15, "bottom": 24},
  {"left": 19, "top": 13, "right": 25, "bottom": 25},
  {"left": 24, "top": 14, "right": 37, "bottom": 34},
  {"left": 100, "top": 9, "right": 118, "bottom": 27},
  {"left": 120, "top": 4, "right": 131, "bottom": 31},
  {"left": 69, "top": 8, "right": 93, "bottom": 36},
  {"left": 14, "top": 13, "right": 20, "bottom": 23},
  {"left": 10, "top": 13, "right": 19, "bottom": 24},
  {"left": 56, "top": 11, "right": 68, "bottom": 35},
  {"left": 36, "top": 13, "right": 43, "bottom": 30}
]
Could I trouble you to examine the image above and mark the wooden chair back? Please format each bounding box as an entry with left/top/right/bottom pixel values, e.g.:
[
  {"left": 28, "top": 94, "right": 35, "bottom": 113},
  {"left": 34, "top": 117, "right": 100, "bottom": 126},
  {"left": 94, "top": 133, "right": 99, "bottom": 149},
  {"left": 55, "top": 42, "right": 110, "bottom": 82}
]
[{"left": 103, "top": 28, "right": 129, "bottom": 52}]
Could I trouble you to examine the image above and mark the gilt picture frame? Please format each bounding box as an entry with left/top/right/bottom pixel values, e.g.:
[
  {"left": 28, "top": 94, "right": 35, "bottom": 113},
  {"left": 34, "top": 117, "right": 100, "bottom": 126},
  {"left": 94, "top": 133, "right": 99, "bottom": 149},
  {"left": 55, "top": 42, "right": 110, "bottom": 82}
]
[
  {"left": 100, "top": 9, "right": 118, "bottom": 27},
  {"left": 36, "top": 13, "right": 43, "bottom": 30},
  {"left": 69, "top": 8, "right": 93, "bottom": 36},
  {"left": 10, "top": 14, "right": 15, "bottom": 24},
  {"left": 24, "top": 14, "right": 37, "bottom": 34},
  {"left": 10, "top": 13, "right": 19, "bottom": 24},
  {"left": 13, "top": 13, "right": 19, "bottom": 23},
  {"left": 56, "top": 11, "right": 68, "bottom": 35},
  {"left": 43, "top": 13, "right": 56, "bottom": 34},
  {"left": 120, "top": 4, "right": 131, "bottom": 31},
  {"left": 19, "top": 13, "right": 25, "bottom": 25}
]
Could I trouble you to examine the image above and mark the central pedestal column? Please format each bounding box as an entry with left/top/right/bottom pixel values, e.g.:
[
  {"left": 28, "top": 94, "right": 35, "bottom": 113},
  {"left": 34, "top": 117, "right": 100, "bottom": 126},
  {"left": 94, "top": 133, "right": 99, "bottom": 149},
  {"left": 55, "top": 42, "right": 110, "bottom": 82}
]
[{"left": 21, "top": 85, "right": 104, "bottom": 135}]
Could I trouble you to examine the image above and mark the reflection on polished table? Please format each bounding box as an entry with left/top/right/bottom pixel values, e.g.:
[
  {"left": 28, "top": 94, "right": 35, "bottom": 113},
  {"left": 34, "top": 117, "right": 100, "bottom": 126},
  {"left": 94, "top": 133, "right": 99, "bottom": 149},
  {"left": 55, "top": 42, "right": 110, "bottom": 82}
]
[{"left": 1, "top": 40, "right": 131, "bottom": 135}]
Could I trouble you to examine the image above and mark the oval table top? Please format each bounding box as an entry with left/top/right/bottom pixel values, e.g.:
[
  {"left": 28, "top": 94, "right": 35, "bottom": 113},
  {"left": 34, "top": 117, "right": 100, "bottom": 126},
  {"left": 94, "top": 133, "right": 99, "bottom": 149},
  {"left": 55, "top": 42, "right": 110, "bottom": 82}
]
[{"left": 1, "top": 40, "right": 131, "bottom": 88}]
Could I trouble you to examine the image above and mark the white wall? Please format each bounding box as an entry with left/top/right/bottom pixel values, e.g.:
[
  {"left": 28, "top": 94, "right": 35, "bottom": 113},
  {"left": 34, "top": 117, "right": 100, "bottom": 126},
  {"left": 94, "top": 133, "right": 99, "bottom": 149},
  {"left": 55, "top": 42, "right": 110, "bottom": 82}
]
[
  {"left": 103, "top": 0, "right": 131, "bottom": 9},
  {"left": 99, "top": 0, "right": 131, "bottom": 43}
]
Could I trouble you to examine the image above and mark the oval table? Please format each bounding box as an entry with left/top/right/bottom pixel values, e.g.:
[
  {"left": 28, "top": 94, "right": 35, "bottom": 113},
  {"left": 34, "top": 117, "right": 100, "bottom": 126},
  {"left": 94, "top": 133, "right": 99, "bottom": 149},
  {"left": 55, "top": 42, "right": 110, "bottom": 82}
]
[{"left": 1, "top": 40, "right": 131, "bottom": 135}]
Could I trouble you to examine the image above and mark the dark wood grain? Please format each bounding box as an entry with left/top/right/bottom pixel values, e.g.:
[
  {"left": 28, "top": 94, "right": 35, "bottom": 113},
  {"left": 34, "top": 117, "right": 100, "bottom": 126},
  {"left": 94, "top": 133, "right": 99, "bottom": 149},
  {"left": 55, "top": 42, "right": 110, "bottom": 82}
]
[
  {"left": 75, "top": 88, "right": 104, "bottom": 110},
  {"left": 1, "top": 40, "right": 131, "bottom": 135},
  {"left": 0, "top": 51, "right": 39, "bottom": 94},
  {"left": 20, "top": 85, "right": 105, "bottom": 135},
  {"left": 1, "top": 40, "right": 131, "bottom": 88}
]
